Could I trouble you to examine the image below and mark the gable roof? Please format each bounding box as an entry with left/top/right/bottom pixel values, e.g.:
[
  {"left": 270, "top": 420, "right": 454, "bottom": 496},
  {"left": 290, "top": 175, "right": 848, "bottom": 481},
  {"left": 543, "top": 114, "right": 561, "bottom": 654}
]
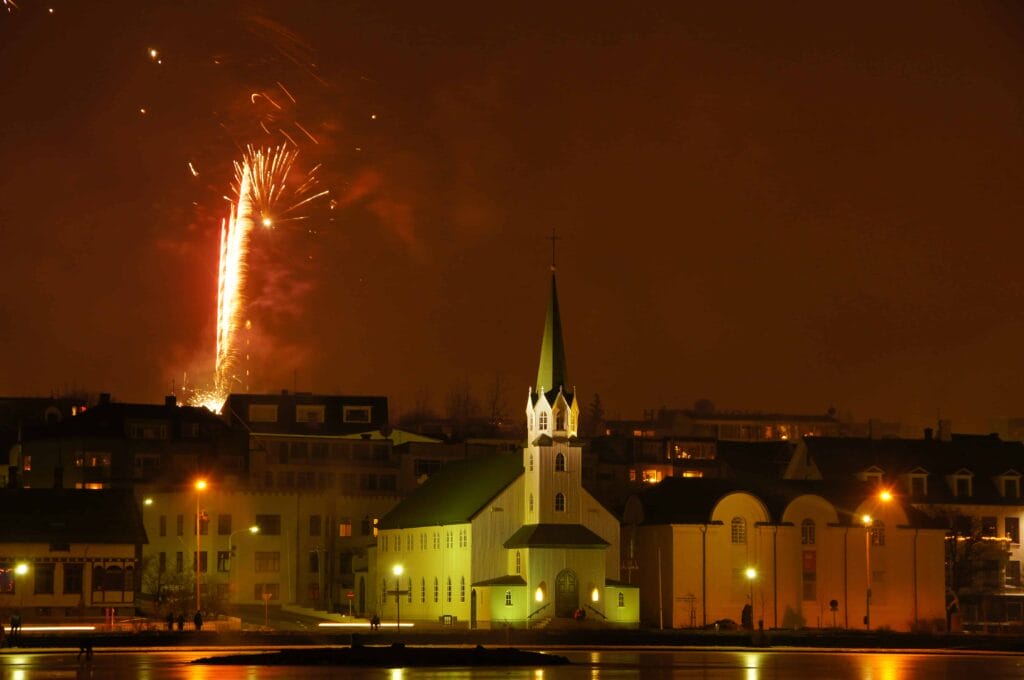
[
  {"left": 379, "top": 453, "right": 523, "bottom": 529},
  {"left": 0, "top": 489, "right": 147, "bottom": 544},
  {"left": 503, "top": 523, "right": 609, "bottom": 549}
]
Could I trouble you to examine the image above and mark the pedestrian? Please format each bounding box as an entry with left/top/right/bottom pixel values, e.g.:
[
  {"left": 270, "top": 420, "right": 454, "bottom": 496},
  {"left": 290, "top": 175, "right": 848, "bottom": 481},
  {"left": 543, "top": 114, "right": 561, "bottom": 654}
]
[
  {"left": 193, "top": 610, "right": 203, "bottom": 632},
  {"left": 165, "top": 611, "right": 174, "bottom": 631},
  {"left": 176, "top": 613, "right": 185, "bottom": 632},
  {"left": 370, "top": 614, "right": 380, "bottom": 631}
]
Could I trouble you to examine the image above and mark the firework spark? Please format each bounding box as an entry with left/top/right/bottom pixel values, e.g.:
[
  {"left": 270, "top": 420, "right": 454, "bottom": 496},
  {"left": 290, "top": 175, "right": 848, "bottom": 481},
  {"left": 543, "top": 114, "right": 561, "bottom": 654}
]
[{"left": 196, "top": 144, "right": 327, "bottom": 410}]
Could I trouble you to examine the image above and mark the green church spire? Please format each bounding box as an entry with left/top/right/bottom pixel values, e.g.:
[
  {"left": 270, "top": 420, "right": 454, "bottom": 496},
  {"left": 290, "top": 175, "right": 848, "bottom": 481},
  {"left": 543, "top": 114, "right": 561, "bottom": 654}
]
[{"left": 535, "top": 273, "right": 569, "bottom": 395}]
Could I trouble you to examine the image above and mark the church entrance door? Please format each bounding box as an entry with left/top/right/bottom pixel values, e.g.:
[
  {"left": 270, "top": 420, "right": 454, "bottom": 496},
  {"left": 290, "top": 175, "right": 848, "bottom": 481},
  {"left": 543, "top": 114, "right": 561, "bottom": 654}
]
[
  {"left": 470, "top": 589, "right": 477, "bottom": 628},
  {"left": 555, "top": 569, "right": 578, "bottom": 618}
]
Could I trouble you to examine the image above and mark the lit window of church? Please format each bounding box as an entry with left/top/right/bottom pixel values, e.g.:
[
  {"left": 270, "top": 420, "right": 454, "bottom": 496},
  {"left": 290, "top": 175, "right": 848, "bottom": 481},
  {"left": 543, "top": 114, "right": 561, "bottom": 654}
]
[
  {"left": 529, "top": 494, "right": 534, "bottom": 513},
  {"left": 731, "top": 517, "right": 746, "bottom": 544},
  {"left": 407, "top": 578, "right": 412, "bottom": 603},
  {"left": 555, "top": 453, "right": 565, "bottom": 472},
  {"left": 539, "top": 412, "right": 549, "bottom": 430},
  {"left": 460, "top": 576, "right": 466, "bottom": 602},
  {"left": 446, "top": 577, "right": 452, "bottom": 602},
  {"left": 529, "top": 454, "right": 534, "bottom": 471},
  {"left": 420, "top": 578, "right": 425, "bottom": 602},
  {"left": 555, "top": 493, "right": 566, "bottom": 512},
  {"left": 433, "top": 577, "right": 438, "bottom": 602},
  {"left": 617, "top": 592, "right": 625, "bottom": 607},
  {"left": 505, "top": 590, "right": 513, "bottom": 606},
  {"left": 515, "top": 551, "right": 521, "bottom": 574}
]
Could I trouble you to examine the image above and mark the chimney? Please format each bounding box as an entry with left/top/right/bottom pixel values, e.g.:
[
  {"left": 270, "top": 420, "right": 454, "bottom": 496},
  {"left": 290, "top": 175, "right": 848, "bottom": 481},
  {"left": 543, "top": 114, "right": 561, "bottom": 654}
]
[
  {"left": 165, "top": 395, "right": 177, "bottom": 408},
  {"left": 924, "top": 427, "right": 933, "bottom": 440},
  {"left": 53, "top": 466, "right": 63, "bottom": 489}
]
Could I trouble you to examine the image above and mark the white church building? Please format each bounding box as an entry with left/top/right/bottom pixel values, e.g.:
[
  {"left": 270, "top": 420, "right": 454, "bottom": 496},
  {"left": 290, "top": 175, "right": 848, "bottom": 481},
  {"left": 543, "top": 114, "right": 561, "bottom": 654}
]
[{"left": 371, "top": 274, "right": 639, "bottom": 627}]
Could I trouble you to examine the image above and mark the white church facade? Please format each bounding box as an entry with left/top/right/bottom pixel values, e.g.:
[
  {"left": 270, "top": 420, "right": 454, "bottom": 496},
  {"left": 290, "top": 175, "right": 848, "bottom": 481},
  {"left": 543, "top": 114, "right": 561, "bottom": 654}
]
[{"left": 371, "top": 274, "right": 639, "bottom": 627}]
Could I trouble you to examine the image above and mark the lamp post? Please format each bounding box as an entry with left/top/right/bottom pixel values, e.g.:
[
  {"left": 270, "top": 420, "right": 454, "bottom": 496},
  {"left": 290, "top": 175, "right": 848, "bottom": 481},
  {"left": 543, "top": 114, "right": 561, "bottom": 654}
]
[
  {"left": 862, "top": 514, "right": 872, "bottom": 630},
  {"left": 228, "top": 525, "right": 259, "bottom": 603},
  {"left": 745, "top": 567, "right": 756, "bottom": 629},
  {"left": 15, "top": 562, "right": 29, "bottom": 609},
  {"left": 391, "top": 565, "right": 403, "bottom": 630},
  {"left": 863, "top": 489, "right": 893, "bottom": 630},
  {"left": 393, "top": 564, "right": 403, "bottom": 629},
  {"left": 194, "top": 479, "right": 207, "bottom": 613}
]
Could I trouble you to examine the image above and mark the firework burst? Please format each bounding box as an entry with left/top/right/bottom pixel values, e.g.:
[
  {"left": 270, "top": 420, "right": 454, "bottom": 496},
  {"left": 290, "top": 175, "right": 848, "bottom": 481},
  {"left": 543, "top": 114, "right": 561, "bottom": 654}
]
[{"left": 189, "top": 144, "right": 327, "bottom": 411}]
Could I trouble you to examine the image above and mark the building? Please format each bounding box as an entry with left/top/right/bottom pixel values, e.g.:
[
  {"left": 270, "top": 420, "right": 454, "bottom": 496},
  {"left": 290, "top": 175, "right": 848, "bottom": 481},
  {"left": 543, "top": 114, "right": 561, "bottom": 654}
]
[
  {"left": 12, "top": 394, "right": 243, "bottom": 490},
  {"left": 623, "top": 477, "right": 946, "bottom": 631},
  {"left": 789, "top": 434, "right": 1024, "bottom": 627},
  {"left": 372, "top": 273, "right": 639, "bottom": 627},
  {"left": 0, "top": 489, "right": 147, "bottom": 620}
]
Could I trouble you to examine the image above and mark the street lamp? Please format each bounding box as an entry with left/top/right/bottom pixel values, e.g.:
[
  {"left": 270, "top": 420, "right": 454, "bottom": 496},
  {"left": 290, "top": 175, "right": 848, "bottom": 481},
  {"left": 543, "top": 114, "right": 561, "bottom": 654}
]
[
  {"left": 228, "top": 525, "right": 259, "bottom": 603},
  {"left": 393, "top": 564, "right": 404, "bottom": 629},
  {"left": 194, "top": 479, "right": 207, "bottom": 613},
  {"left": 745, "top": 567, "right": 757, "bottom": 628},
  {"left": 863, "top": 489, "right": 893, "bottom": 630},
  {"left": 862, "top": 514, "right": 872, "bottom": 630}
]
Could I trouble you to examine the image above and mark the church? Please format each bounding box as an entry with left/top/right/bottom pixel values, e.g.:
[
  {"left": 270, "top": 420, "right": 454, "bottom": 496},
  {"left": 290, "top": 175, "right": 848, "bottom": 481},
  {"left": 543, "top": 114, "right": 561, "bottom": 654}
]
[{"left": 371, "top": 273, "right": 639, "bottom": 627}]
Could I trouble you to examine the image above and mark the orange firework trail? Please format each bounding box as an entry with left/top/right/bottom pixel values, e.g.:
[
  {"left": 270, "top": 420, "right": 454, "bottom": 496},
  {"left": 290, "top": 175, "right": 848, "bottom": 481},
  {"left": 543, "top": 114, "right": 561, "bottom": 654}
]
[{"left": 194, "top": 144, "right": 327, "bottom": 411}]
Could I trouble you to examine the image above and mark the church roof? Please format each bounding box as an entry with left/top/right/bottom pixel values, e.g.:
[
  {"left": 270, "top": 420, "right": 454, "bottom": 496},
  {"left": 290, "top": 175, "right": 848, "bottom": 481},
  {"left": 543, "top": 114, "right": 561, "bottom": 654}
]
[
  {"left": 503, "top": 523, "right": 610, "bottom": 549},
  {"left": 379, "top": 453, "right": 523, "bottom": 530},
  {"left": 535, "top": 274, "right": 570, "bottom": 397}
]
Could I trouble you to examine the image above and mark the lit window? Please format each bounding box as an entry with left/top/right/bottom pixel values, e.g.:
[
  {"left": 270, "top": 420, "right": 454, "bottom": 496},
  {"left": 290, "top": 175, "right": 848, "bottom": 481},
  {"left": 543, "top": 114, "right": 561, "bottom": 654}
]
[
  {"left": 529, "top": 494, "right": 534, "bottom": 513},
  {"left": 420, "top": 578, "right": 425, "bottom": 603},
  {"left": 617, "top": 592, "right": 625, "bottom": 607},
  {"left": 554, "top": 493, "right": 566, "bottom": 512},
  {"left": 801, "top": 519, "right": 815, "bottom": 545},
  {"left": 505, "top": 590, "right": 513, "bottom": 606},
  {"left": 460, "top": 576, "right": 465, "bottom": 602},
  {"left": 870, "top": 521, "right": 886, "bottom": 546},
  {"left": 515, "top": 551, "right": 521, "bottom": 575},
  {"left": 342, "top": 406, "right": 372, "bottom": 423},
  {"left": 641, "top": 469, "right": 661, "bottom": 484},
  {"left": 539, "top": 412, "right": 549, "bottom": 430},
  {"left": 731, "top": 517, "right": 746, "bottom": 544},
  {"left": 555, "top": 453, "right": 565, "bottom": 472},
  {"left": 433, "top": 577, "right": 438, "bottom": 602},
  {"left": 446, "top": 577, "right": 452, "bottom": 602}
]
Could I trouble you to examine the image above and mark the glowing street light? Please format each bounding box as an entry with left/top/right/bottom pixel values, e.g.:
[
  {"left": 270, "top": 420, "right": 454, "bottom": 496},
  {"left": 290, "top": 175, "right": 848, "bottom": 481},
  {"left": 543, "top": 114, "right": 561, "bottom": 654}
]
[
  {"left": 393, "top": 564, "right": 404, "bottom": 629},
  {"left": 745, "top": 567, "right": 757, "bottom": 628},
  {"left": 195, "top": 479, "right": 208, "bottom": 614},
  {"left": 864, "top": 488, "right": 893, "bottom": 630}
]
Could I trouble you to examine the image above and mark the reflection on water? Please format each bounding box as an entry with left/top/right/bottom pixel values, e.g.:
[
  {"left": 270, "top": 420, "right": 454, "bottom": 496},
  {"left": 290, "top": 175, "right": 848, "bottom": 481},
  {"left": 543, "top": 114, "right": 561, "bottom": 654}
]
[{"left": 2, "top": 648, "right": 1024, "bottom": 680}]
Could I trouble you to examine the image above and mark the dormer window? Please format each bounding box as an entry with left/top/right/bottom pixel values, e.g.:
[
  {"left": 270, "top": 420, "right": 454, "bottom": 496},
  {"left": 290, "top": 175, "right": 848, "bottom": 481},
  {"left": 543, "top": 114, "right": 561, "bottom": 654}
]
[
  {"left": 1006, "top": 477, "right": 1020, "bottom": 499},
  {"left": 951, "top": 471, "right": 973, "bottom": 498},
  {"left": 906, "top": 469, "right": 929, "bottom": 498},
  {"left": 859, "top": 466, "right": 884, "bottom": 485},
  {"left": 539, "top": 411, "right": 549, "bottom": 431}
]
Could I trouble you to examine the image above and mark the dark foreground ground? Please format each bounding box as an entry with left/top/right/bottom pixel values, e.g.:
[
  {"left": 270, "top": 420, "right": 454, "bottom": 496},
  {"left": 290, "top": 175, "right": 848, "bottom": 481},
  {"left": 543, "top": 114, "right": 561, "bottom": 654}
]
[{"left": 5, "top": 627, "right": 1024, "bottom": 653}]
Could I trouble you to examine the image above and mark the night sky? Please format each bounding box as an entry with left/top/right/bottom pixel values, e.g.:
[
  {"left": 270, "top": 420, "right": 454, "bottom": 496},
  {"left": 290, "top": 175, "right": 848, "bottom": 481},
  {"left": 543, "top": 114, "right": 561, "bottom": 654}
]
[{"left": 2, "top": 2, "right": 1023, "bottom": 430}]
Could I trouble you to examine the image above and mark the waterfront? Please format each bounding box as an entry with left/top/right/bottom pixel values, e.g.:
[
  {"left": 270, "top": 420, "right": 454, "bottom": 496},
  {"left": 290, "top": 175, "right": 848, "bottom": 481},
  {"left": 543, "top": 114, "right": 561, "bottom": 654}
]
[{"left": 3, "top": 648, "right": 1024, "bottom": 679}]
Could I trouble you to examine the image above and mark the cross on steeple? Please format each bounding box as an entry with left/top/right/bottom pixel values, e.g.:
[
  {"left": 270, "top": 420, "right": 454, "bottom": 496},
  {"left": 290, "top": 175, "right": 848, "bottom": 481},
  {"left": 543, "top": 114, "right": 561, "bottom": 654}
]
[{"left": 547, "top": 228, "right": 560, "bottom": 272}]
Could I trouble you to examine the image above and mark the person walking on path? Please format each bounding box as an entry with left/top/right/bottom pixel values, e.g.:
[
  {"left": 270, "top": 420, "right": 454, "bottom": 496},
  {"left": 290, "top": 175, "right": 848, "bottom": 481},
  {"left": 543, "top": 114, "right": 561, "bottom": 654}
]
[
  {"left": 193, "top": 610, "right": 203, "bottom": 632},
  {"left": 176, "top": 613, "right": 185, "bottom": 631},
  {"left": 165, "top": 612, "right": 174, "bottom": 631}
]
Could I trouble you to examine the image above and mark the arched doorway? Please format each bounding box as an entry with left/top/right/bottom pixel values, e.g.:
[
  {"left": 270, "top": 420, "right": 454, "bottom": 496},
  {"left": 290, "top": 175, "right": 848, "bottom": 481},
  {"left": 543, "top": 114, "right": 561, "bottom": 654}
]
[
  {"left": 555, "top": 569, "right": 578, "bottom": 618},
  {"left": 470, "top": 589, "right": 477, "bottom": 628}
]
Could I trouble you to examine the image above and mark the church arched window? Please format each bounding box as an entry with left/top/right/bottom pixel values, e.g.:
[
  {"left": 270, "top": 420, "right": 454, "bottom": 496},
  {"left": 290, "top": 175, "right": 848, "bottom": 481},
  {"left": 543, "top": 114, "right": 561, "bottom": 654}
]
[
  {"left": 529, "top": 453, "right": 534, "bottom": 471},
  {"left": 446, "top": 577, "right": 452, "bottom": 602},
  {"left": 801, "top": 519, "right": 815, "bottom": 545},
  {"left": 556, "top": 410, "right": 565, "bottom": 430},
  {"left": 539, "top": 411, "right": 549, "bottom": 430},
  {"left": 420, "top": 578, "right": 425, "bottom": 603},
  {"left": 515, "top": 551, "right": 521, "bottom": 575},
  {"left": 407, "top": 578, "right": 413, "bottom": 603},
  {"left": 433, "top": 577, "right": 439, "bottom": 602},
  {"left": 460, "top": 576, "right": 466, "bottom": 602},
  {"left": 617, "top": 592, "right": 625, "bottom": 607},
  {"left": 555, "top": 453, "right": 565, "bottom": 472},
  {"left": 529, "top": 494, "right": 534, "bottom": 513},
  {"left": 554, "top": 493, "right": 566, "bottom": 512},
  {"left": 505, "top": 590, "right": 513, "bottom": 606}
]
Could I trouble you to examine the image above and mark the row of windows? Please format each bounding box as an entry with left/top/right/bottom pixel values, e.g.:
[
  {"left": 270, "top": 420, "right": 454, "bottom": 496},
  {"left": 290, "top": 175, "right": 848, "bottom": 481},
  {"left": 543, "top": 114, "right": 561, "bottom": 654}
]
[
  {"left": 380, "top": 529, "right": 468, "bottom": 553},
  {"left": 0, "top": 563, "right": 130, "bottom": 595},
  {"left": 248, "top": 404, "right": 372, "bottom": 424},
  {"left": 260, "top": 471, "right": 398, "bottom": 492},
  {"left": 730, "top": 517, "right": 886, "bottom": 546},
  {"left": 271, "top": 440, "right": 390, "bottom": 464},
  {"left": 157, "top": 550, "right": 282, "bottom": 574},
  {"left": 383, "top": 575, "right": 467, "bottom": 604},
  {"left": 158, "top": 513, "right": 367, "bottom": 539},
  {"left": 530, "top": 410, "right": 574, "bottom": 432}
]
